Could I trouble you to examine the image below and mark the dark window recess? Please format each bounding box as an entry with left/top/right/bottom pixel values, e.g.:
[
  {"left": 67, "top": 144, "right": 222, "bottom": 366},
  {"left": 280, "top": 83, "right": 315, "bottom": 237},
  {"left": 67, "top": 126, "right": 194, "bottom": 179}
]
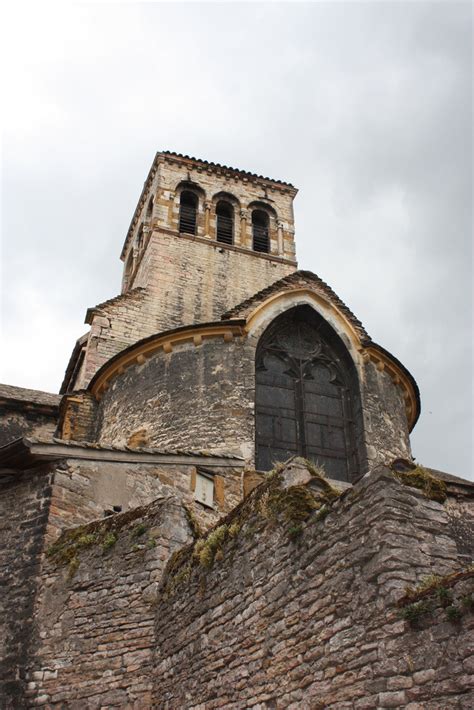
[
  {"left": 255, "top": 306, "right": 360, "bottom": 482},
  {"left": 252, "top": 210, "right": 270, "bottom": 253},
  {"left": 179, "top": 191, "right": 198, "bottom": 235},
  {"left": 216, "top": 201, "right": 234, "bottom": 244},
  {"left": 146, "top": 197, "right": 153, "bottom": 219}
]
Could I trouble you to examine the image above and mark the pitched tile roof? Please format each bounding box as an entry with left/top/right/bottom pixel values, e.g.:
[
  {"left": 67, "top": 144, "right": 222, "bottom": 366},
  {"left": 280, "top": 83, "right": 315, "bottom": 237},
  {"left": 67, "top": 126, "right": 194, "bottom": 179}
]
[{"left": 0, "top": 383, "right": 61, "bottom": 409}]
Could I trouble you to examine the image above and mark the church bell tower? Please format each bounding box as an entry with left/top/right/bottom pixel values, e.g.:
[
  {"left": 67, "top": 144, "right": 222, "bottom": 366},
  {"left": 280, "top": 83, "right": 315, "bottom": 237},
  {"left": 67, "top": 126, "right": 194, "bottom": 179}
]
[{"left": 62, "top": 152, "right": 298, "bottom": 392}]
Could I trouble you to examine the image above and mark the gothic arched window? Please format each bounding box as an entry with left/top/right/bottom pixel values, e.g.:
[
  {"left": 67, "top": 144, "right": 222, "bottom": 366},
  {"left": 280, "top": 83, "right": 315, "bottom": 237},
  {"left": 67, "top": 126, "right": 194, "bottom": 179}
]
[
  {"left": 216, "top": 200, "right": 234, "bottom": 245},
  {"left": 255, "top": 306, "right": 362, "bottom": 481},
  {"left": 252, "top": 210, "right": 269, "bottom": 253},
  {"left": 179, "top": 191, "right": 198, "bottom": 235}
]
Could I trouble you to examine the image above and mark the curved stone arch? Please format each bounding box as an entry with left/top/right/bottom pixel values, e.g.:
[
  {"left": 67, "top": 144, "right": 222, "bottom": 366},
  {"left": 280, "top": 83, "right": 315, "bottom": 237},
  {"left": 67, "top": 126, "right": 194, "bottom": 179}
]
[
  {"left": 247, "top": 199, "right": 278, "bottom": 220},
  {"left": 174, "top": 179, "right": 207, "bottom": 199},
  {"left": 245, "top": 289, "right": 363, "bottom": 367},
  {"left": 210, "top": 191, "right": 240, "bottom": 245},
  {"left": 174, "top": 180, "right": 206, "bottom": 236},
  {"left": 211, "top": 190, "right": 241, "bottom": 209},
  {"left": 253, "top": 304, "right": 366, "bottom": 480},
  {"left": 246, "top": 200, "right": 279, "bottom": 254}
]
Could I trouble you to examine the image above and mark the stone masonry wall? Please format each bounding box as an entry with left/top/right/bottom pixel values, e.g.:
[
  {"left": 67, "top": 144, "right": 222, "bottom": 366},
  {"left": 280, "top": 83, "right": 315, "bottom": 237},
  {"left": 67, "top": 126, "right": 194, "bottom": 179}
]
[
  {"left": 69, "top": 151, "right": 298, "bottom": 392},
  {"left": 0, "top": 470, "right": 52, "bottom": 709},
  {"left": 96, "top": 337, "right": 256, "bottom": 459},
  {"left": 361, "top": 360, "right": 412, "bottom": 469},
  {"left": 27, "top": 498, "right": 194, "bottom": 709},
  {"left": 75, "top": 237, "right": 294, "bottom": 391},
  {"left": 127, "top": 153, "right": 297, "bottom": 276},
  {"left": 140, "top": 231, "right": 294, "bottom": 331},
  {"left": 46, "top": 457, "right": 242, "bottom": 545},
  {"left": 95, "top": 329, "right": 411, "bottom": 471},
  {"left": 0, "top": 409, "right": 57, "bottom": 448},
  {"left": 153, "top": 468, "right": 473, "bottom": 708}
]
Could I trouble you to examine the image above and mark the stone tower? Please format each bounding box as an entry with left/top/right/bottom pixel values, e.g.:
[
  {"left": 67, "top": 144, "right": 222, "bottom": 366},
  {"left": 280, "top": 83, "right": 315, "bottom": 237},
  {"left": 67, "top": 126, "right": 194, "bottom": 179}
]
[
  {"left": 62, "top": 152, "right": 298, "bottom": 392},
  {"left": 1, "top": 152, "right": 473, "bottom": 710}
]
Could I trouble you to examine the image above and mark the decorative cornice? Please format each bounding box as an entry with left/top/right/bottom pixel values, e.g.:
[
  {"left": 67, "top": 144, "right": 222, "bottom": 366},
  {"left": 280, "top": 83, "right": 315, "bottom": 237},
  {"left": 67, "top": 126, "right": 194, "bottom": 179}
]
[
  {"left": 161, "top": 151, "right": 297, "bottom": 191},
  {"left": 120, "top": 151, "right": 298, "bottom": 262},
  {"left": 0, "top": 437, "right": 245, "bottom": 472}
]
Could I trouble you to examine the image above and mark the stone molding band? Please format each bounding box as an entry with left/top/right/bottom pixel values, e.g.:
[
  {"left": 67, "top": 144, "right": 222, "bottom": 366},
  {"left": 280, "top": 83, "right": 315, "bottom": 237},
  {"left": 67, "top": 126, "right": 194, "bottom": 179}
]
[
  {"left": 88, "top": 307, "right": 418, "bottom": 430},
  {"left": 90, "top": 323, "right": 246, "bottom": 399}
]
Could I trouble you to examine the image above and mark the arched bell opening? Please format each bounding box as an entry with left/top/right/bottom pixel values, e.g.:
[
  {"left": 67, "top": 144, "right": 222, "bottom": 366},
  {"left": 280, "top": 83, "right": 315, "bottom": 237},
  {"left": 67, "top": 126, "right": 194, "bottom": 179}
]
[{"left": 255, "top": 305, "right": 365, "bottom": 482}]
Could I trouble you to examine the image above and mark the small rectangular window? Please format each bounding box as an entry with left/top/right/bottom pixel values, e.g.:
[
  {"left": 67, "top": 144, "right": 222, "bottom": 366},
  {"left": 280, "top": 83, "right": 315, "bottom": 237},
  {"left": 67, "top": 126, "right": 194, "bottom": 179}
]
[{"left": 194, "top": 470, "right": 215, "bottom": 508}]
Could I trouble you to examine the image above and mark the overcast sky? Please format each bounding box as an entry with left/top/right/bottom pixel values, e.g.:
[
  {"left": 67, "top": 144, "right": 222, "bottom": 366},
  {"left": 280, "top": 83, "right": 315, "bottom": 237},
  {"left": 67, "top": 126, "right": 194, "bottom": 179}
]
[{"left": 1, "top": 1, "right": 472, "bottom": 478}]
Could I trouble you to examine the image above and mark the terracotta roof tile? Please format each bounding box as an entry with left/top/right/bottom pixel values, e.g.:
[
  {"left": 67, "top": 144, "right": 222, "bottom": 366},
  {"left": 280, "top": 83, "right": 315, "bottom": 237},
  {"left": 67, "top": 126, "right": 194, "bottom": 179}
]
[{"left": 161, "top": 151, "right": 296, "bottom": 188}]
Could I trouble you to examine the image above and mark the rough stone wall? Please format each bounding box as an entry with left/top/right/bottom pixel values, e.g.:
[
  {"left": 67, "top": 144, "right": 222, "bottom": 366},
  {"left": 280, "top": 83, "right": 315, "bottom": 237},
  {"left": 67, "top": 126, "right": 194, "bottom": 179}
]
[
  {"left": 4, "top": 465, "right": 473, "bottom": 709},
  {"left": 46, "top": 457, "right": 242, "bottom": 544},
  {"left": 74, "top": 288, "right": 154, "bottom": 390},
  {"left": 0, "top": 409, "right": 57, "bottom": 447},
  {"left": 96, "top": 337, "right": 255, "bottom": 459},
  {"left": 153, "top": 469, "right": 472, "bottom": 708},
  {"left": 0, "top": 470, "right": 52, "bottom": 708},
  {"left": 95, "top": 332, "right": 412, "bottom": 471},
  {"left": 27, "top": 498, "right": 193, "bottom": 709},
  {"left": 68, "top": 152, "right": 298, "bottom": 392},
  {"left": 72, "top": 244, "right": 294, "bottom": 392},
  {"left": 127, "top": 154, "right": 297, "bottom": 277},
  {"left": 139, "top": 232, "right": 294, "bottom": 331},
  {"left": 58, "top": 391, "right": 97, "bottom": 441},
  {"left": 361, "top": 361, "right": 412, "bottom": 469}
]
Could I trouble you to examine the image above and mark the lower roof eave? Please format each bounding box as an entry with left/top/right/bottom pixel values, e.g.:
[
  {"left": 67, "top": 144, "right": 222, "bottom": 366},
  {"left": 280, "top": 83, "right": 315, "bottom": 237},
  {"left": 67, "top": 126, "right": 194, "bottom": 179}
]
[{"left": 0, "top": 437, "right": 245, "bottom": 474}]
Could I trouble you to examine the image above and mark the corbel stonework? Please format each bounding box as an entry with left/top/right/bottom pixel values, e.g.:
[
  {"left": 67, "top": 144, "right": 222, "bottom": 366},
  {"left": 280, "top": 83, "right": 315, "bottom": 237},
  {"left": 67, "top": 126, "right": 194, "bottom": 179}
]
[{"left": 90, "top": 322, "right": 246, "bottom": 400}]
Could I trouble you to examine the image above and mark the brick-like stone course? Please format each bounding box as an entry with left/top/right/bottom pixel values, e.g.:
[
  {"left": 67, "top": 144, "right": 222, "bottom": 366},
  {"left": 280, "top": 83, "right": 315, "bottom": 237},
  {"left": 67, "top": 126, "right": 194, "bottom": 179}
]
[
  {"left": 68, "top": 153, "right": 298, "bottom": 391},
  {"left": 0, "top": 410, "right": 57, "bottom": 448},
  {"left": 3, "top": 465, "right": 473, "bottom": 709},
  {"left": 27, "top": 498, "right": 193, "bottom": 709},
  {"left": 0, "top": 470, "right": 52, "bottom": 708},
  {"left": 46, "top": 457, "right": 242, "bottom": 544},
  {"left": 152, "top": 468, "right": 473, "bottom": 708}
]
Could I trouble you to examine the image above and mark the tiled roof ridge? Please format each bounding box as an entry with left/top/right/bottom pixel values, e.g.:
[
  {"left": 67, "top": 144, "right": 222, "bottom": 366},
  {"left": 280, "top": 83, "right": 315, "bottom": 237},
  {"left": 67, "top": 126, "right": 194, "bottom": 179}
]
[
  {"left": 0, "top": 383, "right": 61, "bottom": 407},
  {"left": 85, "top": 287, "right": 147, "bottom": 323},
  {"left": 160, "top": 151, "right": 296, "bottom": 189},
  {"left": 221, "top": 270, "right": 370, "bottom": 340}
]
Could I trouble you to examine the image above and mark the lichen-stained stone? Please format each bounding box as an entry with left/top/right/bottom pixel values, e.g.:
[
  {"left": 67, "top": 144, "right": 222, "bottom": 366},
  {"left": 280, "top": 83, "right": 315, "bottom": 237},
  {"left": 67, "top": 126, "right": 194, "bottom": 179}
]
[
  {"left": 0, "top": 383, "right": 60, "bottom": 447},
  {"left": 27, "top": 497, "right": 194, "bottom": 710},
  {"left": 63, "top": 152, "right": 298, "bottom": 392},
  {"left": 152, "top": 468, "right": 473, "bottom": 709}
]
